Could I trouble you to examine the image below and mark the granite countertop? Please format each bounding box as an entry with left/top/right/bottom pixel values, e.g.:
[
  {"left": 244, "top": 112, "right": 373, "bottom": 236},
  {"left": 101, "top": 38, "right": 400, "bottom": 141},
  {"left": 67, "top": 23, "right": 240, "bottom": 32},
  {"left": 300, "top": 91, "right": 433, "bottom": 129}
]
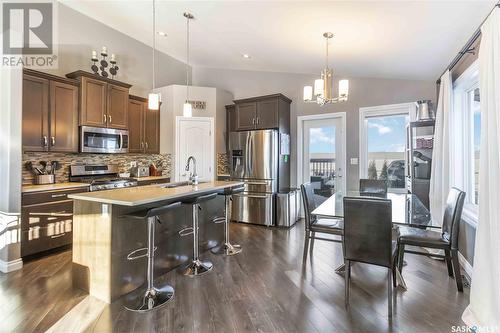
[
  {"left": 22, "top": 182, "right": 90, "bottom": 193},
  {"left": 68, "top": 181, "right": 244, "bottom": 206}
]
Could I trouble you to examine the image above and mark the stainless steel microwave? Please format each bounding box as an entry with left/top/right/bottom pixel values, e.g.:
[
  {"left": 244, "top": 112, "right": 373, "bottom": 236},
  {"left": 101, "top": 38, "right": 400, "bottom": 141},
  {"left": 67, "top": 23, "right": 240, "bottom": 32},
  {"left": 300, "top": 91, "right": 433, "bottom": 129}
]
[{"left": 80, "top": 126, "right": 129, "bottom": 153}]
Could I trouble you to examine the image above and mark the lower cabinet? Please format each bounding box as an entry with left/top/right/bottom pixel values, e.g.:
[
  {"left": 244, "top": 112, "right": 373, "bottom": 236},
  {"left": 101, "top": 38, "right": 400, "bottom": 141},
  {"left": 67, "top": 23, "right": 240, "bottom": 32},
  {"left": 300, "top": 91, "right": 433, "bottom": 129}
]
[{"left": 21, "top": 187, "right": 89, "bottom": 257}]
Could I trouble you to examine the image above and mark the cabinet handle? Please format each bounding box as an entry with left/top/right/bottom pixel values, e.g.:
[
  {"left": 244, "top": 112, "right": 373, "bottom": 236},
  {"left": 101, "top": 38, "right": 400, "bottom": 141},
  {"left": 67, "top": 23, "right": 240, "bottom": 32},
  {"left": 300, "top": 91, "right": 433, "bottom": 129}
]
[
  {"left": 42, "top": 136, "right": 48, "bottom": 147},
  {"left": 108, "top": 115, "right": 112, "bottom": 123},
  {"left": 103, "top": 114, "right": 107, "bottom": 123},
  {"left": 140, "top": 142, "right": 144, "bottom": 149},
  {"left": 50, "top": 233, "right": 66, "bottom": 239},
  {"left": 252, "top": 118, "right": 256, "bottom": 125},
  {"left": 256, "top": 117, "right": 260, "bottom": 125},
  {"left": 51, "top": 136, "right": 56, "bottom": 146},
  {"left": 145, "top": 142, "right": 149, "bottom": 150},
  {"left": 51, "top": 194, "right": 67, "bottom": 198}
]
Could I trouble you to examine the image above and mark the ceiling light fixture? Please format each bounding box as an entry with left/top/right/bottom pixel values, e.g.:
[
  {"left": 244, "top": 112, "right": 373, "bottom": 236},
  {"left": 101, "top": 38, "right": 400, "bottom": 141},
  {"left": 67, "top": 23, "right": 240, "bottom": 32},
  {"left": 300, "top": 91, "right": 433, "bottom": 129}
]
[
  {"left": 157, "top": 31, "right": 167, "bottom": 37},
  {"left": 183, "top": 12, "right": 194, "bottom": 117},
  {"left": 303, "top": 32, "right": 349, "bottom": 105},
  {"left": 148, "top": 0, "right": 160, "bottom": 110},
  {"left": 242, "top": 54, "right": 251, "bottom": 59}
]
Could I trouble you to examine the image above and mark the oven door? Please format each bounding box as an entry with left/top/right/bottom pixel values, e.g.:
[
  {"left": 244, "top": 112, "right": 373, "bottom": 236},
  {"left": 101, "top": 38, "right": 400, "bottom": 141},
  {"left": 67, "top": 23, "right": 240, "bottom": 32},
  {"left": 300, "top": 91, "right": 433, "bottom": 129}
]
[{"left": 80, "top": 126, "right": 129, "bottom": 153}]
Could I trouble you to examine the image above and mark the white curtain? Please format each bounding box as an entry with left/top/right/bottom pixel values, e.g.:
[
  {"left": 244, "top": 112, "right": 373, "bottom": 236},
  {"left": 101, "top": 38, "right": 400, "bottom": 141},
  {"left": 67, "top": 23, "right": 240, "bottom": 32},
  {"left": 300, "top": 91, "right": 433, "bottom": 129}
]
[
  {"left": 462, "top": 7, "right": 500, "bottom": 329},
  {"left": 429, "top": 70, "right": 452, "bottom": 226}
]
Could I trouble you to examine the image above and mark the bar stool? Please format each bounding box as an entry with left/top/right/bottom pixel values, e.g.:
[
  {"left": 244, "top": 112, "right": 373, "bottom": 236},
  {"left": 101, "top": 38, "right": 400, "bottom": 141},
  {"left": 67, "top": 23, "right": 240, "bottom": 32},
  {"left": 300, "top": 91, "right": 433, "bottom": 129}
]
[
  {"left": 181, "top": 192, "right": 218, "bottom": 276},
  {"left": 213, "top": 185, "right": 245, "bottom": 256},
  {"left": 122, "top": 201, "right": 181, "bottom": 312}
]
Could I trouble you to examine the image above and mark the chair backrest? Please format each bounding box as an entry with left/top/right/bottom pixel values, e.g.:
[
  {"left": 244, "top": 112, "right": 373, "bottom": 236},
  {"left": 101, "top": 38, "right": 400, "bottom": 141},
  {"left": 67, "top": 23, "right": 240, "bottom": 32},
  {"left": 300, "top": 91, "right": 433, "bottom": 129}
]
[
  {"left": 343, "top": 196, "right": 393, "bottom": 268},
  {"left": 300, "top": 183, "right": 318, "bottom": 230},
  {"left": 359, "top": 179, "right": 387, "bottom": 196},
  {"left": 441, "top": 187, "right": 466, "bottom": 250}
]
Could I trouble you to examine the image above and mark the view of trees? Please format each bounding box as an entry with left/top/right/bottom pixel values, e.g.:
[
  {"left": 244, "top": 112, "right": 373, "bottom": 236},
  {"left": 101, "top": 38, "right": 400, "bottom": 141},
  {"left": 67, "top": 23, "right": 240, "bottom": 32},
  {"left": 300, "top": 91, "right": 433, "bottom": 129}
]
[
  {"left": 368, "top": 160, "right": 378, "bottom": 179},
  {"left": 379, "top": 160, "right": 388, "bottom": 180}
]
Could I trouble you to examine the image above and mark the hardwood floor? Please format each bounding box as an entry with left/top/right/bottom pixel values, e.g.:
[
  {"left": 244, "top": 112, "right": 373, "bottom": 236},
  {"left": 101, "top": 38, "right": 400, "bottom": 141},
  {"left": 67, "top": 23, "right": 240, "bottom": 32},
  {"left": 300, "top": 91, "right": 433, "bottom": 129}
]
[{"left": 0, "top": 221, "right": 469, "bottom": 333}]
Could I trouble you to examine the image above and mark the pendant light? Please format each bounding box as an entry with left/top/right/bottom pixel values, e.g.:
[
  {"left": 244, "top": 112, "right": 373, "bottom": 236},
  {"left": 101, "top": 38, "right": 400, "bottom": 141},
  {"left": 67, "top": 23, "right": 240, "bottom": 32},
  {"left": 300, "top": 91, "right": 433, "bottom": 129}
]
[
  {"left": 303, "top": 32, "right": 349, "bottom": 105},
  {"left": 183, "top": 12, "right": 194, "bottom": 117},
  {"left": 148, "top": 0, "right": 160, "bottom": 110}
]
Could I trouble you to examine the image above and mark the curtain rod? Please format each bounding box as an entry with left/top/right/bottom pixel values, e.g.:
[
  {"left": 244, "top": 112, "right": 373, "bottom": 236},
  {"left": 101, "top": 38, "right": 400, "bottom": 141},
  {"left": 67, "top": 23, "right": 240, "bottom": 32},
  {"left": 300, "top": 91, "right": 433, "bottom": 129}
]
[{"left": 436, "top": 2, "right": 500, "bottom": 84}]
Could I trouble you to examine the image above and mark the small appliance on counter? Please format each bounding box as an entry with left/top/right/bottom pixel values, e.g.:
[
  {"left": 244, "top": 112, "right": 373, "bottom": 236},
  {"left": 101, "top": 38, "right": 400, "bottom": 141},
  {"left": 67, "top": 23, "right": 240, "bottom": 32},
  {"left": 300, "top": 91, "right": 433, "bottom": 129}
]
[
  {"left": 70, "top": 164, "right": 137, "bottom": 191},
  {"left": 149, "top": 163, "right": 162, "bottom": 176},
  {"left": 131, "top": 166, "right": 149, "bottom": 178}
]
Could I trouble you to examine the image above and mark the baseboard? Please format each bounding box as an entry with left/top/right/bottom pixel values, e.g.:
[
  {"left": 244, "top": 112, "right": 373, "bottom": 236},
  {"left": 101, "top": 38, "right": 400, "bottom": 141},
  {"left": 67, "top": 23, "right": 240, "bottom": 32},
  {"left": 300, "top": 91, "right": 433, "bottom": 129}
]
[
  {"left": 0, "top": 258, "right": 23, "bottom": 273},
  {"left": 458, "top": 251, "right": 472, "bottom": 283}
]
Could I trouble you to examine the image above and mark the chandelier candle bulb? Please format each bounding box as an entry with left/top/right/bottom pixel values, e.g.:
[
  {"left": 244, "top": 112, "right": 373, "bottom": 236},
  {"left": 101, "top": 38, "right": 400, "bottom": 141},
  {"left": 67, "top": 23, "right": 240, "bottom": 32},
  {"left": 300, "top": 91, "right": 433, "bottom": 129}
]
[
  {"left": 91, "top": 50, "right": 97, "bottom": 60},
  {"left": 148, "top": 92, "right": 160, "bottom": 110},
  {"left": 314, "top": 79, "right": 324, "bottom": 96},
  {"left": 303, "top": 86, "right": 313, "bottom": 102},
  {"left": 339, "top": 79, "right": 349, "bottom": 100}
]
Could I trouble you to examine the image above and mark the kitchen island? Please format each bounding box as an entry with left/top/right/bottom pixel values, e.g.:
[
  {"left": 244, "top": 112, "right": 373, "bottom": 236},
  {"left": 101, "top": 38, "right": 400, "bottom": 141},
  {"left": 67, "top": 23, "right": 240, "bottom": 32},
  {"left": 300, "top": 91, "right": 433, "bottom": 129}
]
[{"left": 69, "top": 180, "right": 243, "bottom": 303}]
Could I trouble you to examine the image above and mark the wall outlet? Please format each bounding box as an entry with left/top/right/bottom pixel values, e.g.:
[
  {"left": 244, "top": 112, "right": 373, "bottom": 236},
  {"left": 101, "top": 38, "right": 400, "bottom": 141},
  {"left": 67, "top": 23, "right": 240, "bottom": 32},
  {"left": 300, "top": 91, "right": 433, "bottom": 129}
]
[
  {"left": 350, "top": 158, "right": 359, "bottom": 165},
  {"left": 130, "top": 161, "right": 137, "bottom": 167}
]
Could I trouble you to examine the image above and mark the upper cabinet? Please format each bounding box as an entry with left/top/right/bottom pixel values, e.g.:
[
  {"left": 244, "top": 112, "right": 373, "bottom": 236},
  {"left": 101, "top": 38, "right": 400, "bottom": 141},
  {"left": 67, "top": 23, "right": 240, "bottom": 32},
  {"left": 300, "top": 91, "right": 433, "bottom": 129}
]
[
  {"left": 22, "top": 70, "right": 78, "bottom": 153},
  {"left": 128, "top": 96, "right": 160, "bottom": 154},
  {"left": 232, "top": 94, "right": 291, "bottom": 132},
  {"left": 66, "top": 71, "right": 131, "bottom": 129}
]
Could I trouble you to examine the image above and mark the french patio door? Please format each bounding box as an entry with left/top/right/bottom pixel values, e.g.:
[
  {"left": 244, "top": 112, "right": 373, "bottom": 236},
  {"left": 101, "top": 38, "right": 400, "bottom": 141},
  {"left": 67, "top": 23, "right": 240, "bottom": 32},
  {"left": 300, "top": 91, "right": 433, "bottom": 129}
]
[{"left": 301, "top": 117, "right": 345, "bottom": 201}]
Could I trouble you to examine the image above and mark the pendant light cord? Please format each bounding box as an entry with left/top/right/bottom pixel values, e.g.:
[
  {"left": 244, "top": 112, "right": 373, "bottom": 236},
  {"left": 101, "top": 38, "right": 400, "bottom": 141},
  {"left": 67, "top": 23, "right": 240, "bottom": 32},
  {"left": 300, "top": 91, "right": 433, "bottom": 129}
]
[
  {"left": 186, "top": 15, "right": 190, "bottom": 101},
  {"left": 152, "top": 0, "right": 156, "bottom": 91},
  {"left": 325, "top": 35, "right": 329, "bottom": 70}
]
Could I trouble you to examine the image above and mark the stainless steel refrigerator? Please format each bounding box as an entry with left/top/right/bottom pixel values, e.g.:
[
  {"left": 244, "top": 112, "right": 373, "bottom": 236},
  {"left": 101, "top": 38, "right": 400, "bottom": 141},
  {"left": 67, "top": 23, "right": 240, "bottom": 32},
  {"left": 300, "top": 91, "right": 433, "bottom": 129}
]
[{"left": 229, "top": 129, "right": 281, "bottom": 226}]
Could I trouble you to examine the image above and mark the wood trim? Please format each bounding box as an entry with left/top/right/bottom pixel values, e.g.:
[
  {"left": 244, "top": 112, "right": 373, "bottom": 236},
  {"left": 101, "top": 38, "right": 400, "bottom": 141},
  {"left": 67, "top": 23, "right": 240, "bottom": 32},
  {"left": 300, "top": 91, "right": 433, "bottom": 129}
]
[
  {"left": 129, "top": 94, "right": 148, "bottom": 102},
  {"left": 66, "top": 70, "right": 132, "bottom": 88},
  {"left": 234, "top": 93, "right": 292, "bottom": 104},
  {"left": 23, "top": 68, "right": 78, "bottom": 86}
]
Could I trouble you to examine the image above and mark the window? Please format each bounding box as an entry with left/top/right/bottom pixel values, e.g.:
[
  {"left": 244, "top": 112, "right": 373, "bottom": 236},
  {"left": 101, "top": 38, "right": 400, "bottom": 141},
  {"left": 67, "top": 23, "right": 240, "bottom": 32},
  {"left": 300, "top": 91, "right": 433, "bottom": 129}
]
[
  {"left": 453, "top": 60, "right": 480, "bottom": 214},
  {"left": 359, "top": 103, "right": 413, "bottom": 193}
]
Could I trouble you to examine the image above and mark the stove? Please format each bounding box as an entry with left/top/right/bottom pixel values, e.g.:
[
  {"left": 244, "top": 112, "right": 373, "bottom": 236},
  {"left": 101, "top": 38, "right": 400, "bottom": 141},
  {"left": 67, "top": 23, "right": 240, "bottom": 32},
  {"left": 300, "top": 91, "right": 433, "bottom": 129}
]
[{"left": 69, "top": 164, "right": 138, "bottom": 191}]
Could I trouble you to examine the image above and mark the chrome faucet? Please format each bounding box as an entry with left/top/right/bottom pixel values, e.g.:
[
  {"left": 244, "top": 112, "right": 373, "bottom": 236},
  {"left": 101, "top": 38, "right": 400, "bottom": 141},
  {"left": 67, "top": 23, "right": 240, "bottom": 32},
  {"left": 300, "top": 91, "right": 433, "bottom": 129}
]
[{"left": 185, "top": 156, "right": 199, "bottom": 185}]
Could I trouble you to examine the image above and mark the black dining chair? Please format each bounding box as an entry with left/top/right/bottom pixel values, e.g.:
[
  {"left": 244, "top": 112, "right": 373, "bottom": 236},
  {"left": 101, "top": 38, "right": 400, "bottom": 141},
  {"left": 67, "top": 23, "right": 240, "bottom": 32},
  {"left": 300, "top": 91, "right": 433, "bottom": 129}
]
[
  {"left": 300, "top": 183, "right": 343, "bottom": 263},
  {"left": 397, "top": 187, "right": 466, "bottom": 292},
  {"left": 359, "top": 179, "right": 387, "bottom": 197},
  {"left": 343, "top": 196, "right": 397, "bottom": 318}
]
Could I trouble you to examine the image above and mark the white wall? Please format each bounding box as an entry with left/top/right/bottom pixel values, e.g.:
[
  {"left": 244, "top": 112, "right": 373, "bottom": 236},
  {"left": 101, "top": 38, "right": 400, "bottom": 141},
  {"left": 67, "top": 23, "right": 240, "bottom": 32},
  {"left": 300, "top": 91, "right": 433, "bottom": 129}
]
[
  {"left": 193, "top": 67, "right": 436, "bottom": 190},
  {"left": 0, "top": 68, "right": 23, "bottom": 265}
]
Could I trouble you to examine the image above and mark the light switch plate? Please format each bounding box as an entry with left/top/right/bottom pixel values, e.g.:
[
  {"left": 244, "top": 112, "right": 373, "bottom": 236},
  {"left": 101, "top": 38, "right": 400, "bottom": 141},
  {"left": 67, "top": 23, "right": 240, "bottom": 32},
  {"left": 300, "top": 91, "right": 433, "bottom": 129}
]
[{"left": 350, "top": 158, "right": 358, "bottom": 165}]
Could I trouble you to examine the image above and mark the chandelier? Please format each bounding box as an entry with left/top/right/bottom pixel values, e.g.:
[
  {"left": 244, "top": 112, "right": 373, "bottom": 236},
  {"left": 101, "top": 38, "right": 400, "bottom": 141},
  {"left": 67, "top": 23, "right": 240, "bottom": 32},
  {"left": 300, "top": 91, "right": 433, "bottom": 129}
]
[{"left": 303, "top": 32, "right": 349, "bottom": 105}]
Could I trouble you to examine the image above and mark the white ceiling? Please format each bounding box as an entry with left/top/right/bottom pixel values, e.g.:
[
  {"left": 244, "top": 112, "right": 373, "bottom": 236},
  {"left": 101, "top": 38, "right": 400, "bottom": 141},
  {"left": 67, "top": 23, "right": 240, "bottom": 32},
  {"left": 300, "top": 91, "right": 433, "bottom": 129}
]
[{"left": 62, "top": 0, "right": 496, "bottom": 81}]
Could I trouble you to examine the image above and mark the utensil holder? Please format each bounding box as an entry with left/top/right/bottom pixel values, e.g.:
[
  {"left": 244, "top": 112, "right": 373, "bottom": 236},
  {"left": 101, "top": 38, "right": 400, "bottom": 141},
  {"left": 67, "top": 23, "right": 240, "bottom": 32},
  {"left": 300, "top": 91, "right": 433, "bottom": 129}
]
[{"left": 35, "top": 174, "right": 55, "bottom": 185}]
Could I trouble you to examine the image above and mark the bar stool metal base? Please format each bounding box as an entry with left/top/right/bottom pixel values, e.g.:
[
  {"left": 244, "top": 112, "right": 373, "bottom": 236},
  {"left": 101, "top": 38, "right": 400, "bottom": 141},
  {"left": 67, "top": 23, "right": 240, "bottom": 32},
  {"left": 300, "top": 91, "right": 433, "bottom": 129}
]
[
  {"left": 124, "top": 283, "right": 174, "bottom": 312},
  {"left": 212, "top": 242, "right": 242, "bottom": 256},
  {"left": 182, "top": 259, "right": 213, "bottom": 276}
]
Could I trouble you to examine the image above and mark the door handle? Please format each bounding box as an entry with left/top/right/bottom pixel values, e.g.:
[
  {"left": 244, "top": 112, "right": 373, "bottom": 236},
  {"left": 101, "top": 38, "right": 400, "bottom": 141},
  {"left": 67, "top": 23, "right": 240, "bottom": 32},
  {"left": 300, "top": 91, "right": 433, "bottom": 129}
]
[
  {"left": 51, "top": 136, "right": 56, "bottom": 146},
  {"left": 103, "top": 114, "right": 107, "bottom": 123},
  {"left": 119, "top": 133, "right": 123, "bottom": 149},
  {"left": 108, "top": 115, "right": 112, "bottom": 123},
  {"left": 42, "top": 136, "right": 48, "bottom": 147}
]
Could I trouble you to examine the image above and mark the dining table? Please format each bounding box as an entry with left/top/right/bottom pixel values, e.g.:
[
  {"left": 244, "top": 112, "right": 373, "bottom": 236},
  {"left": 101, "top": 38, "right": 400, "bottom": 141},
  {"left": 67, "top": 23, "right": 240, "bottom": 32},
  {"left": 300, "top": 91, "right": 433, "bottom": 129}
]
[{"left": 311, "top": 191, "right": 435, "bottom": 290}]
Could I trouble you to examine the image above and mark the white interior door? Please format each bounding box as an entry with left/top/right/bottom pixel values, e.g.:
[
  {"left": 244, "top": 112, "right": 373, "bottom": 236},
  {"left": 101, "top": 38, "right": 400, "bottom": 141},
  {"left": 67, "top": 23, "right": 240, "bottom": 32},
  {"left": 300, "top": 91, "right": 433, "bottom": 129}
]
[
  {"left": 301, "top": 117, "right": 346, "bottom": 199},
  {"left": 175, "top": 117, "right": 214, "bottom": 182}
]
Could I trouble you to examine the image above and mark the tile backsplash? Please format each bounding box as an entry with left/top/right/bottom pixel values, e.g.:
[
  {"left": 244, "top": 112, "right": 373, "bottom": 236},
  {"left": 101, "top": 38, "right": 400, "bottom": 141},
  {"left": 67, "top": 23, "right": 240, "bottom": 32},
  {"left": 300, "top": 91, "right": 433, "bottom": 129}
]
[
  {"left": 22, "top": 152, "right": 171, "bottom": 185},
  {"left": 217, "top": 153, "right": 230, "bottom": 176}
]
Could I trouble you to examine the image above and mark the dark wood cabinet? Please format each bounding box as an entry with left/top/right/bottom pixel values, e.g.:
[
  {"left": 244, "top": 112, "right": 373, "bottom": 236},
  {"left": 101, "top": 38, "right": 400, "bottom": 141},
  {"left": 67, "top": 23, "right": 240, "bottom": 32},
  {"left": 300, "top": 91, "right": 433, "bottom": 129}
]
[
  {"left": 232, "top": 94, "right": 291, "bottom": 132},
  {"left": 128, "top": 96, "right": 160, "bottom": 154},
  {"left": 128, "top": 98, "right": 145, "bottom": 153},
  {"left": 49, "top": 81, "right": 79, "bottom": 152},
  {"left": 107, "top": 84, "right": 129, "bottom": 129},
  {"left": 67, "top": 71, "right": 131, "bottom": 130},
  {"left": 22, "top": 70, "right": 78, "bottom": 153},
  {"left": 235, "top": 102, "right": 257, "bottom": 130},
  {"left": 22, "top": 74, "right": 49, "bottom": 152},
  {"left": 80, "top": 76, "right": 107, "bottom": 127},
  {"left": 21, "top": 187, "right": 88, "bottom": 257}
]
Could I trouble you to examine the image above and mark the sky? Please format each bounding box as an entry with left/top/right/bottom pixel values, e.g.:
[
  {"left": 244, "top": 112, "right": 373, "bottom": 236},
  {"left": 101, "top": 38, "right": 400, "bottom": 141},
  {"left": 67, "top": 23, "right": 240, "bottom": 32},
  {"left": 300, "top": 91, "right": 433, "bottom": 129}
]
[{"left": 308, "top": 114, "right": 409, "bottom": 154}]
